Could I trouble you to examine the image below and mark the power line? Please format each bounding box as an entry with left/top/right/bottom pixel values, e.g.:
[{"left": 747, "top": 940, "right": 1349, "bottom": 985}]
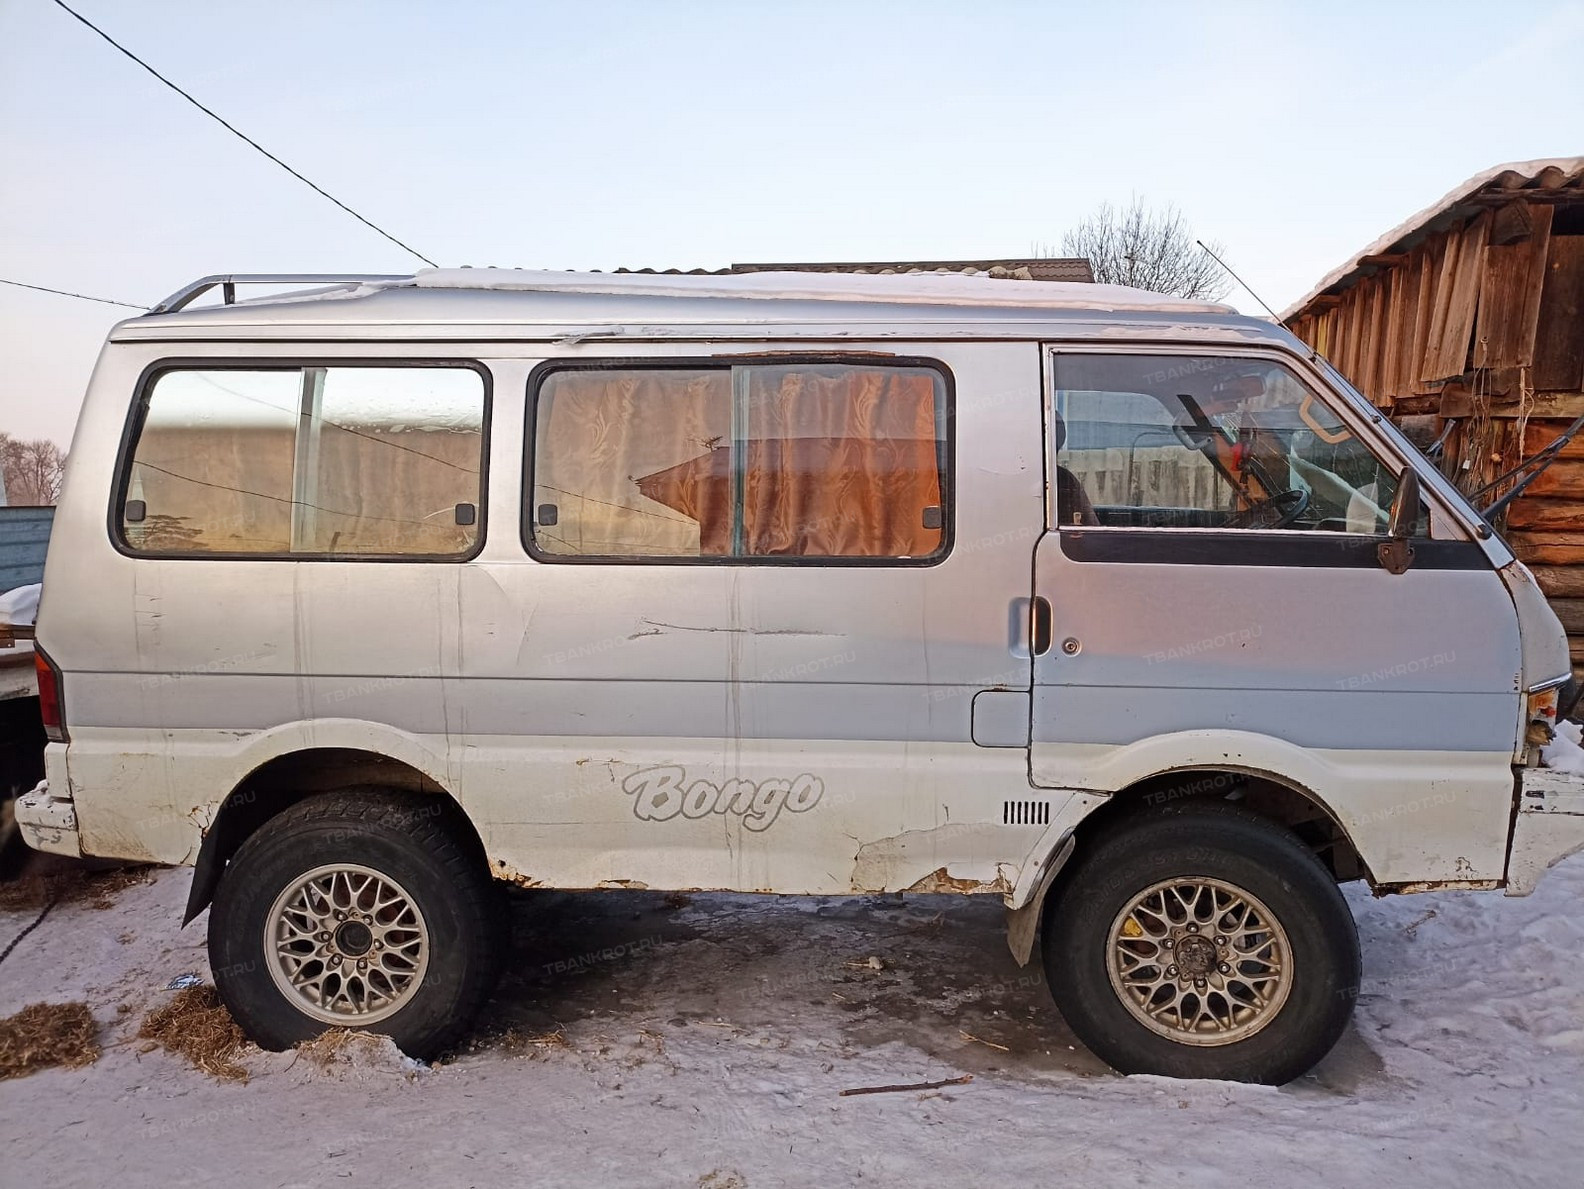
[
  {"left": 0, "top": 276, "right": 146, "bottom": 309},
  {"left": 50, "top": 0, "right": 438, "bottom": 269}
]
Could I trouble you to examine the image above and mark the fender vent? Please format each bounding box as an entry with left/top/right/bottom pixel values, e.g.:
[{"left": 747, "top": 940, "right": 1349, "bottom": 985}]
[{"left": 1002, "top": 799, "right": 1050, "bottom": 826}]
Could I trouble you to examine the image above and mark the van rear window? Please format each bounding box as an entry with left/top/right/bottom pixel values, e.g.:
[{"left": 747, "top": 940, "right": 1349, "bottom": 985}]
[
  {"left": 528, "top": 360, "right": 949, "bottom": 563},
  {"left": 119, "top": 365, "right": 487, "bottom": 558}
]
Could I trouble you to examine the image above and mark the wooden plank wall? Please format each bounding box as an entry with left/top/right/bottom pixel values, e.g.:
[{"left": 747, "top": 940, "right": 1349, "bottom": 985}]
[{"left": 1287, "top": 196, "right": 1584, "bottom": 664}]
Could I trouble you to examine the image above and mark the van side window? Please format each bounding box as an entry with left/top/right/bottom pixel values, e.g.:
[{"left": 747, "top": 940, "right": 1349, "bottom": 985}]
[
  {"left": 530, "top": 361, "right": 948, "bottom": 561},
  {"left": 121, "top": 366, "right": 487, "bottom": 557},
  {"left": 1053, "top": 354, "right": 1418, "bottom": 534}
]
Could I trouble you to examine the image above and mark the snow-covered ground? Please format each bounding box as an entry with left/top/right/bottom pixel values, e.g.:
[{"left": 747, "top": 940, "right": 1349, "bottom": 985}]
[{"left": 2, "top": 855, "right": 1582, "bottom": 1189}]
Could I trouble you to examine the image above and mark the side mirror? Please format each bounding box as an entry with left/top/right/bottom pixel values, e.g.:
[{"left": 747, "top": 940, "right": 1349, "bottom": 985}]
[{"left": 1378, "top": 468, "right": 1420, "bottom": 575}]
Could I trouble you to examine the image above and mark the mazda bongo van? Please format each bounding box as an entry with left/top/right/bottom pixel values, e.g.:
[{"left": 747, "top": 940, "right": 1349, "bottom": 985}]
[{"left": 19, "top": 268, "right": 1584, "bottom": 1084}]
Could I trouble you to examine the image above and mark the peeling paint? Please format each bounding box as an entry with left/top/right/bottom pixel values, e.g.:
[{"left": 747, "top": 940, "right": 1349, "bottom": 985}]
[
  {"left": 1377, "top": 878, "right": 1500, "bottom": 895},
  {"left": 597, "top": 878, "right": 650, "bottom": 890},
  {"left": 852, "top": 823, "right": 1021, "bottom": 894},
  {"left": 491, "top": 858, "right": 545, "bottom": 889},
  {"left": 903, "top": 866, "right": 1013, "bottom": 895}
]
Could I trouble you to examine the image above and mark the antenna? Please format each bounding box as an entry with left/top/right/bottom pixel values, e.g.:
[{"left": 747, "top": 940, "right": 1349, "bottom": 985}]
[
  {"left": 1197, "top": 240, "right": 1320, "bottom": 363},
  {"left": 1195, "top": 240, "right": 1281, "bottom": 322}
]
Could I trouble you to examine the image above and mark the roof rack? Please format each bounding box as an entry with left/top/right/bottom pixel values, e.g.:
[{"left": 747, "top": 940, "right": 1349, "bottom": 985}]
[{"left": 149, "top": 274, "right": 410, "bottom": 315}]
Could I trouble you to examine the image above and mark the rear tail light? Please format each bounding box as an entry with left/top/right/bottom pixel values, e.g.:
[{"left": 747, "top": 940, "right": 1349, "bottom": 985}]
[{"left": 34, "top": 644, "right": 66, "bottom": 743}]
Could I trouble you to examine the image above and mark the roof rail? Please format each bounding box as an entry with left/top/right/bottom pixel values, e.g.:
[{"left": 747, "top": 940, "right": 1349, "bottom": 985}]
[{"left": 148, "top": 274, "right": 411, "bottom": 315}]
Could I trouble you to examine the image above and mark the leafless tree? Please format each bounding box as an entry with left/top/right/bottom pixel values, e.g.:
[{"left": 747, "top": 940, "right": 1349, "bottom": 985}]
[
  {"left": 0, "top": 433, "right": 67, "bottom": 505},
  {"left": 1056, "top": 198, "right": 1232, "bottom": 301}
]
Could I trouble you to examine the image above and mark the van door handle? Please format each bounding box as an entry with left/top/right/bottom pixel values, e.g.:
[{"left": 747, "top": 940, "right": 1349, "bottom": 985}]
[{"left": 1031, "top": 597, "right": 1053, "bottom": 656}]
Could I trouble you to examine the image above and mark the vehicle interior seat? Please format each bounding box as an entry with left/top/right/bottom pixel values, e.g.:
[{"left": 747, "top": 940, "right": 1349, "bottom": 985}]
[{"left": 1052, "top": 411, "right": 1100, "bottom": 527}]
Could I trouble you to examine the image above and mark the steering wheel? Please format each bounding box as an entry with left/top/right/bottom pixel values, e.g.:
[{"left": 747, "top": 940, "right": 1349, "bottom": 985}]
[{"left": 1222, "top": 486, "right": 1310, "bottom": 530}]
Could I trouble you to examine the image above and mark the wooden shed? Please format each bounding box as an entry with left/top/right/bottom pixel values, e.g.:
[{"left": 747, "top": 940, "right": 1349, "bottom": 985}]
[{"left": 1283, "top": 158, "right": 1584, "bottom": 664}]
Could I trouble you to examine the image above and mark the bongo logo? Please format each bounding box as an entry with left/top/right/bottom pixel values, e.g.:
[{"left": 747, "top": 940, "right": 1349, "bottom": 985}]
[{"left": 623, "top": 766, "right": 824, "bottom": 832}]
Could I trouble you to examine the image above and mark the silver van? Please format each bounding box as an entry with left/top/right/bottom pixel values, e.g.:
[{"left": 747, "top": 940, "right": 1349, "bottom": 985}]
[{"left": 19, "top": 268, "right": 1584, "bottom": 1084}]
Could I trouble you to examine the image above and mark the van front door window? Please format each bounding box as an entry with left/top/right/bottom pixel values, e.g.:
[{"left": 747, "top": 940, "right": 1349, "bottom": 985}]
[{"left": 1053, "top": 354, "right": 1416, "bottom": 534}]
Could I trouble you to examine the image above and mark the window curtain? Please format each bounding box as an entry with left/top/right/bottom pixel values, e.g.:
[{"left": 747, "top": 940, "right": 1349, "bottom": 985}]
[
  {"left": 536, "top": 365, "right": 943, "bottom": 558},
  {"left": 740, "top": 365, "right": 941, "bottom": 557}
]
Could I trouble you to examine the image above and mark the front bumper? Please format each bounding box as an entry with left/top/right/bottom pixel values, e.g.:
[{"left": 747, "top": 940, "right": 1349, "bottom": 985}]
[
  {"left": 14, "top": 780, "right": 82, "bottom": 858},
  {"left": 1506, "top": 767, "right": 1584, "bottom": 895}
]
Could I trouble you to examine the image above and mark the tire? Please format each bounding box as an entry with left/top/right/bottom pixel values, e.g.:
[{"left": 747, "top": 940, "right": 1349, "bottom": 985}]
[
  {"left": 1042, "top": 800, "right": 1360, "bottom": 1084},
  {"left": 208, "top": 789, "right": 502, "bottom": 1060}
]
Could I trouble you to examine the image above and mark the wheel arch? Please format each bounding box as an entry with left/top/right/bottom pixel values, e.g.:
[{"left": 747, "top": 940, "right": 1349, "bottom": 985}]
[
  {"left": 183, "top": 746, "right": 484, "bottom": 925},
  {"left": 1074, "top": 765, "right": 1372, "bottom": 884},
  {"left": 1007, "top": 764, "right": 1372, "bottom": 967}
]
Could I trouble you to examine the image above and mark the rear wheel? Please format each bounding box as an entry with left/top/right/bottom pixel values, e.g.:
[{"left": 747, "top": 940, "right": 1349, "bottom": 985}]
[
  {"left": 1042, "top": 801, "right": 1359, "bottom": 1084},
  {"left": 208, "top": 789, "right": 501, "bottom": 1059}
]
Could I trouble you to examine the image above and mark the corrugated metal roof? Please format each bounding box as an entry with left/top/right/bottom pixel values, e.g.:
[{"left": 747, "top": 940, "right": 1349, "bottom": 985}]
[
  {"left": 1283, "top": 157, "right": 1584, "bottom": 321},
  {"left": 598, "top": 258, "right": 1094, "bottom": 282},
  {"left": 726, "top": 258, "right": 1095, "bottom": 282}
]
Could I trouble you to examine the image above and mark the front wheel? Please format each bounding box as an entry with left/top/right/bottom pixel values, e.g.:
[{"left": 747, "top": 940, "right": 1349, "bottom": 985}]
[
  {"left": 1042, "top": 801, "right": 1360, "bottom": 1084},
  {"left": 208, "top": 789, "right": 501, "bottom": 1059}
]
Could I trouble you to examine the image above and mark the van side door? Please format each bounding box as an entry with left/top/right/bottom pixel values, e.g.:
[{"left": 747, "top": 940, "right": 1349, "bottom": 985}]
[{"left": 458, "top": 344, "right": 1051, "bottom": 895}]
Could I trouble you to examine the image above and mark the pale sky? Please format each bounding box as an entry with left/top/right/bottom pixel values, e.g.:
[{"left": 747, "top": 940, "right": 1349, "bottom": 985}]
[{"left": 3, "top": 0, "right": 1582, "bottom": 448}]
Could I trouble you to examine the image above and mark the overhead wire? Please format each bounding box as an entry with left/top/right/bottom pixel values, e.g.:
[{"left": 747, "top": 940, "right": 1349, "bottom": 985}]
[
  {"left": 49, "top": 0, "right": 438, "bottom": 268},
  {"left": 0, "top": 277, "right": 145, "bottom": 309}
]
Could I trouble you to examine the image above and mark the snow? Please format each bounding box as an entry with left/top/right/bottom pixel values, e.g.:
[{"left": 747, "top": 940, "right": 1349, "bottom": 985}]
[
  {"left": 408, "top": 267, "right": 1239, "bottom": 314},
  {"left": 1281, "top": 157, "right": 1584, "bottom": 320},
  {"left": 0, "top": 583, "right": 40, "bottom": 628},
  {"left": 3, "top": 859, "right": 1583, "bottom": 1187},
  {"left": 1542, "top": 720, "right": 1584, "bottom": 775}
]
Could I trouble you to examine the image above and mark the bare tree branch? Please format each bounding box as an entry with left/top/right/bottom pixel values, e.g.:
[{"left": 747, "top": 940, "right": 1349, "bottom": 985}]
[
  {"left": 1053, "top": 197, "right": 1232, "bottom": 301},
  {"left": 0, "top": 433, "right": 68, "bottom": 505}
]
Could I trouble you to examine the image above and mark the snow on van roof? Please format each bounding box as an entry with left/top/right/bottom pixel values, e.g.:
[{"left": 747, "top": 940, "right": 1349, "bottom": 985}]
[{"left": 402, "top": 267, "right": 1236, "bottom": 313}]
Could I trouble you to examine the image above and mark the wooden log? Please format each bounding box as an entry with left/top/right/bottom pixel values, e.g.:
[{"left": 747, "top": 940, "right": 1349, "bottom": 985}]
[
  {"left": 1568, "top": 639, "right": 1584, "bottom": 672},
  {"left": 1507, "top": 533, "right": 1584, "bottom": 566},
  {"left": 1420, "top": 391, "right": 1584, "bottom": 420},
  {"left": 1504, "top": 498, "right": 1584, "bottom": 531},
  {"left": 1523, "top": 419, "right": 1584, "bottom": 459},
  {"left": 1439, "top": 383, "right": 1474, "bottom": 418},
  {"left": 1547, "top": 597, "right": 1584, "bottom": 634},
  {"left": 1511, "top": 392, "right": 1584, "bottom": 419},
  {"left": 1525, "top": 565, "right": 1584, "bottom": 599},
  {"left": 1520, "top": 458, "right": 1584, "bottom": 497}
]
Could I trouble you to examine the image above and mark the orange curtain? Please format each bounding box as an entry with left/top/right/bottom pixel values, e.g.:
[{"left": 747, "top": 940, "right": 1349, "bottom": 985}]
[
  {"left": 535, "top": 370, "right": 729, "bottom": 556},
  {"left": 742, "top": 366, "right": 942, "bottom": 557},
  {"left": 536, "top": 365, "right": 943, "bottom": 559}
]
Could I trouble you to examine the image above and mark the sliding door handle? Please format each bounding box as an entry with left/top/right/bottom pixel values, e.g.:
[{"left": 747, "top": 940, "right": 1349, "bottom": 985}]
[{"left": 1032, "top": 596, "right": 1053, "bottom": 656}]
